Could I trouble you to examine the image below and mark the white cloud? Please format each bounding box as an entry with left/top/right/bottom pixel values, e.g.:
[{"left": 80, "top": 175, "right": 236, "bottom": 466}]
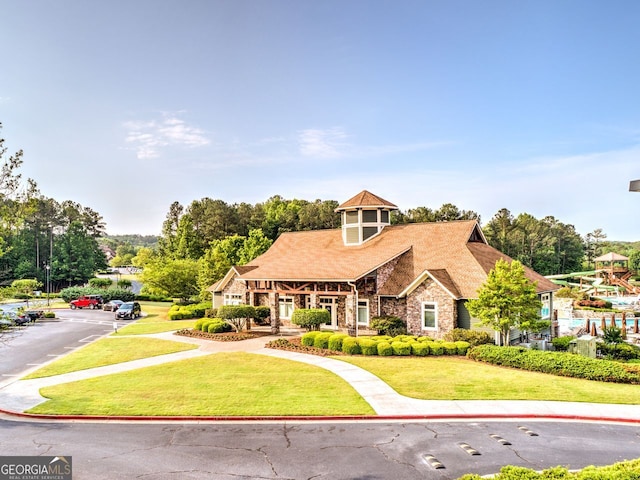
[
  {"left": 124, "top": 114, "right": 210, "bottom": 159},
  {"left": 298, "top": 127, "right": 349, "bottom": 158}
]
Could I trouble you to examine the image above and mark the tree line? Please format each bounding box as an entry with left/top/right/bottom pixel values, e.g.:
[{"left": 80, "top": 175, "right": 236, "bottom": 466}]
[{"left": 0, "top": 124, "right": 107, "bottom": 293}]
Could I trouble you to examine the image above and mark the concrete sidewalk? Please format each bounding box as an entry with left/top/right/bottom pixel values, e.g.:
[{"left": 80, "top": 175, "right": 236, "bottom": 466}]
[{"left": 1, "top": 331, "right": 639, "bottom": 422}]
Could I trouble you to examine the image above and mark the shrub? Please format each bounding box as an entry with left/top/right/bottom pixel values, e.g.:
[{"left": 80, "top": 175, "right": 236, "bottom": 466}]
[
  {"left": 428, "top": 342, "right": 444, "bottom": 356},
  {"left": 218, "top": 304, "right": 256, "bottom": 332},
  {"left": 392, "top": 334, "right": 417, "bottom": 343},
  {"left": 291, "top": 308, "right": 330, "bottom": 331},
  {"left": 342, "top": 337, "right": 361, "bottom": 355},
  {"left": 194, "top": 318, "right": 207, "bottom": 331},
  {"left": 391, "top": 341, "right": 411, "bottom": 356},
  {"left": 467, "top": 344, "right": 640, "bottom": 384},
  {"left": 207, "top": 319, "right": 232, "bottom": 333},
  {"left": 455, "top": 341, "right": 471, "bottom": 355},
  {"left": 358, "top": 338, "right": 378, "bottom": 355},
  {"left": 443, "top": 328, "right": 493, "bottom": 346},
  {"left": 301, "top": 331, "right": 321, "bottom": 346},
  {"left": 328, "top": 334, "right": 348, "bottom": 352},
  {"left": 254, "top": 306, "right": 271, "bottom": 325},
  {"left": 377, "top": 341, "right": 393, "bottom": 356},
  {"left": 600, "top": 342, "right": 640, "bottom": 361},
  {"left": 551, "top": 335, "right": 575, "bottom": 352},
  {"left": 313, "top": 332, "right": 333, "bottom": 349},
  {"left": 88, "top": 277, "right": 112, "bottom": 289},
  {"left": 442, "top": 342, "right": 458, "bottom": 355},
  {"left": 370, "top": 316, "right": 406, "bottom": 336},
  {"left": 204, "top": 308, "right": 218, "bottom": 318},
  {"left": 44, "top": 311, "right": 55, "bottom": 318},
  {"left": 411, "top": 342, "right": 430, "bottom": 356},
  {"left": 417, "top": 336, "right": 433, "bottom": 342},
  {"left": 372, "top": 335, "right": 392, "bottom": 342}
]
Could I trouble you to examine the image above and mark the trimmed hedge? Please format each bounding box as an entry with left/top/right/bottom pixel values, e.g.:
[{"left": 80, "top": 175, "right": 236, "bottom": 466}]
[
  {"left": 292, "top": 308, "right": 330, "bottom": 330},
  {"left": 358, "top": 338, "right": 378, "bottom": 356},
  {"left": 298, "top": 332, "right": 472, "bottom": 357},
  {"left": 459, "top": 458, "right": 640, "bottom": 480},
  {"left": 467, "top": 344, "right": 640, "bottom": 384},
  {"left": 342, "top": 337, "right": 361, "bottom": 355}
]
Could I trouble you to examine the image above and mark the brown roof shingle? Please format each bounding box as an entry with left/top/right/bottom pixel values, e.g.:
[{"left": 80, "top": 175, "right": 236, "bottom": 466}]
[
  {"left": 336, "top": 190, "right": 398, "bottom": 210},
  {"left": 238, "top": 220, "right": 558, "bottom": 298}
]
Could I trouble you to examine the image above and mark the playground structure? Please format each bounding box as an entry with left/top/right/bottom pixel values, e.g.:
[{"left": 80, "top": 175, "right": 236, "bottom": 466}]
[{"left": 546, "top": 252, "right": 640, "bottom": 296}]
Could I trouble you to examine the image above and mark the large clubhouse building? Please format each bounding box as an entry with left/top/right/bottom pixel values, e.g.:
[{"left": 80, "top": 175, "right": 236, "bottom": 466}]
[{"left": 210, "top": 190, "right": 558, "bottom": 340}]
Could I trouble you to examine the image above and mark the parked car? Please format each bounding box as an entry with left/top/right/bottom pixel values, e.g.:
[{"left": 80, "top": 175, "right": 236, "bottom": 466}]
[
  {"left": 23, "top": 310, "right": 44, "bottom": 322},
  {"left": 115, "top": 301, "right": 141, "bottom": 320},
  {"left": 3, "top": 311, "right": 30, "bottom": 326},
  {"left": 69, "top": 295, "right": 104, "bottom": 309},
  {"left": 103, "top": 300, "right": 124, "bottom": 311}
]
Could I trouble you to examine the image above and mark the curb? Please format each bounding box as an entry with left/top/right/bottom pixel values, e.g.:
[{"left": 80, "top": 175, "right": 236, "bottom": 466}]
[{"left": 2, "top": 408, "right": 640, "bottom": 424}]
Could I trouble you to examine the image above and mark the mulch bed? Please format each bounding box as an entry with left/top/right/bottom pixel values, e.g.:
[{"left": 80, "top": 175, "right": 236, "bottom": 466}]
[
  {"left": 174, "top": 329, "right": 342, "bottom": 356},
  {"left": 175, "top": 328, "right": 274, "bottom": 342}
]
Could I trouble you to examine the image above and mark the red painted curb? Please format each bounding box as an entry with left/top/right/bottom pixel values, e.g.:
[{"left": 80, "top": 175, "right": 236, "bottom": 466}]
[{"left": 2, "top": 408, "right": 639, "bottom": 424}]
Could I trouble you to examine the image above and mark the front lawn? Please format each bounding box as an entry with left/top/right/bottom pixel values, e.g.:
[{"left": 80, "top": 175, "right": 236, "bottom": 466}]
[
  {"left": 29, "top": 352, "right": 375, "bottom": 416},
  {"left": 24, "top": 337, "right": 198, "bottom": 378},
  {"left": 337, "top": 356, "right": 640, "bottom": 404}
]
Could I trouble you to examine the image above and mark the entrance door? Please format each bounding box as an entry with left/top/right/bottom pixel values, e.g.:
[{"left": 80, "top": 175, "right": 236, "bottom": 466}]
[{"left": 319, "top": 297, "right": 338, "bottom": 329}]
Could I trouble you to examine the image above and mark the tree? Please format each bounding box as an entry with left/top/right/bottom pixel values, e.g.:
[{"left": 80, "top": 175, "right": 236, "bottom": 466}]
[
  {"left": 466, "top": 259, "right": 543, "bottom": 346},
  {"left": 217, "top": 304, "right": 256, "bottom": 333},
  {"left": 238, "top": 229, "right": 272, "bottom": 264},
  {"left": 140, "top": 258, "right": 199, "bottom": 302}
]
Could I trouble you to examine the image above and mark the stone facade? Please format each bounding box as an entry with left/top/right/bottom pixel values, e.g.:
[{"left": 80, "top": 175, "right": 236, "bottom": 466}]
[{"left": 405, "top": 278, "right": 456, "bottom": 339}]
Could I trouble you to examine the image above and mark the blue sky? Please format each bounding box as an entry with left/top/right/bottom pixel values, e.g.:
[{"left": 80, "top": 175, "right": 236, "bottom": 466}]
[{"left": 2, "top": 0, "right": 640, "bottom": 240}]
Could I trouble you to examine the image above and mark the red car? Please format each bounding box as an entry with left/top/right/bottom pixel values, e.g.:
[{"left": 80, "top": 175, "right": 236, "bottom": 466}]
[{"left": 69, "top": 295, "right": 103, "bottom": 309}]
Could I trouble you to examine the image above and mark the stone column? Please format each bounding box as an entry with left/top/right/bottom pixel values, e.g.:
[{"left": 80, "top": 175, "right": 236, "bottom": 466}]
[
  {"left": 309, "top": 293, "right": 319, "bottom": 309},
  {"left": 269, "top": 291, "right": 280, "bottom": 334},
  {"left": 346, "top": 293, "right": 356, "bottom": 336}
]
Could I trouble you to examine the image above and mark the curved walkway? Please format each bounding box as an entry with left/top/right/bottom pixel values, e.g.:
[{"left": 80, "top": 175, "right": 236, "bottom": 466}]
[{"left": 1, "top": 331, "right": 639, "bottom": 423}]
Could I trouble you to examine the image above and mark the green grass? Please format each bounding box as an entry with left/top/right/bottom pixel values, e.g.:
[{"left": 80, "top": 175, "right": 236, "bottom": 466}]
[
  {"left": 28, "top": 352, "right": 375, "bottom": 416},
  {"left": 336, "top": 356, "right": 640, "bottom": 404},
  {"left": 24, "top": 337, "right": 198, "bottom": 379}
]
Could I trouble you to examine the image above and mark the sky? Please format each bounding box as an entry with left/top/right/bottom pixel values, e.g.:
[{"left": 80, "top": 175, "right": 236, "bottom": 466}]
[{"left": 1, "top": 0, "right": 640, "bottom": 240}]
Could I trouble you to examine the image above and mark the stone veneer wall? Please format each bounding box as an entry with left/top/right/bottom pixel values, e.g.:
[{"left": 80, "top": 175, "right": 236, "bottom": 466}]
[{"left": 405, "top": 278, "right": 456, "bottom": 339}]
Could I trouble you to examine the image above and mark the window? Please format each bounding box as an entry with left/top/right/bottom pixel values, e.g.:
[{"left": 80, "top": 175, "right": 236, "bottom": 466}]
[
  {"left": 540, "top": 293, "right": 550, "bottom": 319},
  {"left": 381, "top": 210, "right": 389, "bottom": 223},
  {"left": 357, "top": 300, "right": 369, "bottom": 326},
  {"left": 345, "top": 227, "right": 359, "bottom": 244},
  {"left": 345, "top": 211, "right": 358, "bottom": 224},
  {"left": 422, "top": 302, "right": 438, "bottom": 330},
  {"left": 362, "top": 226, "right": 378, "bottom": 241},
  {"left": 224, "top": 293, "right": 242, "bottom": 305},
  {"left": 362, "top": 210, "right": 377, "bottom": 223},
  {"left": 279, "top": 297, "right": 294, "bottom": 319}
]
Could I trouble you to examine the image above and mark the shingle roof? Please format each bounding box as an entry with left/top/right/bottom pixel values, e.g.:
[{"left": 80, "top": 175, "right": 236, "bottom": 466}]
[
  {"left": 336, "top": 190, "right": 398, "bottom": 210},
  {"left": 594, "top": 252, "right": 629, "bottom": 262},
  {"left": 238, "top": 220, "right": 558, "bottom": 298}
]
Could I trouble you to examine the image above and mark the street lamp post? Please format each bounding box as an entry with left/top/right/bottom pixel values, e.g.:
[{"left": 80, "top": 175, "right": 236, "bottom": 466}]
[{"left": 45, "top": 264, "right": 51, "bottom": 307}]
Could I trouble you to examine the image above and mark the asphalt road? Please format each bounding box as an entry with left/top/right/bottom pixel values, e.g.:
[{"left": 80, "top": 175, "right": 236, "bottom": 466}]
[
  {"left": 0, "top": 307, "right": 123, "bottom": 384},
  {"left": 0, "top": 310, "right": 639, "bottom": 479},
  {"left": 0, "top": 418, "right": 638, "bottom": 479}
]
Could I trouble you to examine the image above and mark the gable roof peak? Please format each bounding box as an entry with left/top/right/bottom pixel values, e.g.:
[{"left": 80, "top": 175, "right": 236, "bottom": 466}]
[{"left": 336, "top": 190, "right": 398, "bottom": 211}]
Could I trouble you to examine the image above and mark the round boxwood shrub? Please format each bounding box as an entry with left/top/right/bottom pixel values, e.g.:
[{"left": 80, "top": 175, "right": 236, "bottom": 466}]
[
  {"left": 370, "top": 316, "right": 406, "bottom": 336},
  {"left": 194, "top": 318, "right": 207, "bottom": 331},
  {"left": 254, "top": 306, "right": 271, "bottom": 325},
  {"left": 342, "top": 337, "right": 361, "bottom": 355},
  {"left": 391, "top": 341, "right": 411, "bottom": 356},
  {"left": 443, "top": 342, "right": 458, "bottom": 355},
  {"left": 429, "top": 342, "right": 444, "bottom": 356},
  {"left": 292, "top": 308, "right": 330, "bottom": 331},
  {"left": 411, "top": 342, "right": 430, "bottom": 356},
  {"left": 328, "top": 334, "right": 348, "bottom": 352},
  {"left": 358, "top": 338, "right": 378, "bottom": 356},
  {"left": 377, "top": 341, "right": 393, "bottom": 356},
  {"left": 44, "top": 311, "right": 56, "bottom": 318},
  {"left": 393, "top": 334, "right": 418, "bottom": 343},
  {"left": 207, "top": 319, "right": 232, "bottom": 333},
  {"left": 455, "top": 341, "right": 471, "bottom": 355},
  {"left": 313, "top": 332, "right": 333, "bottom": 349},
  {"left": 417, "top": 336, "right": 434, "bottom": 343},
  {"left": 301, "top": 331, "right": 321, "bottom": 346}
]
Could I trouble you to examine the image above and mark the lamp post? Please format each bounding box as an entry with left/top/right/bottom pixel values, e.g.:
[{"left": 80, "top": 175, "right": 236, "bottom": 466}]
[
  {"left": 45, "top": 264, "right": 51, "bottom": 307},
  {"left": 630, "top": 179, "right": 640, "bottom": 192}
]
